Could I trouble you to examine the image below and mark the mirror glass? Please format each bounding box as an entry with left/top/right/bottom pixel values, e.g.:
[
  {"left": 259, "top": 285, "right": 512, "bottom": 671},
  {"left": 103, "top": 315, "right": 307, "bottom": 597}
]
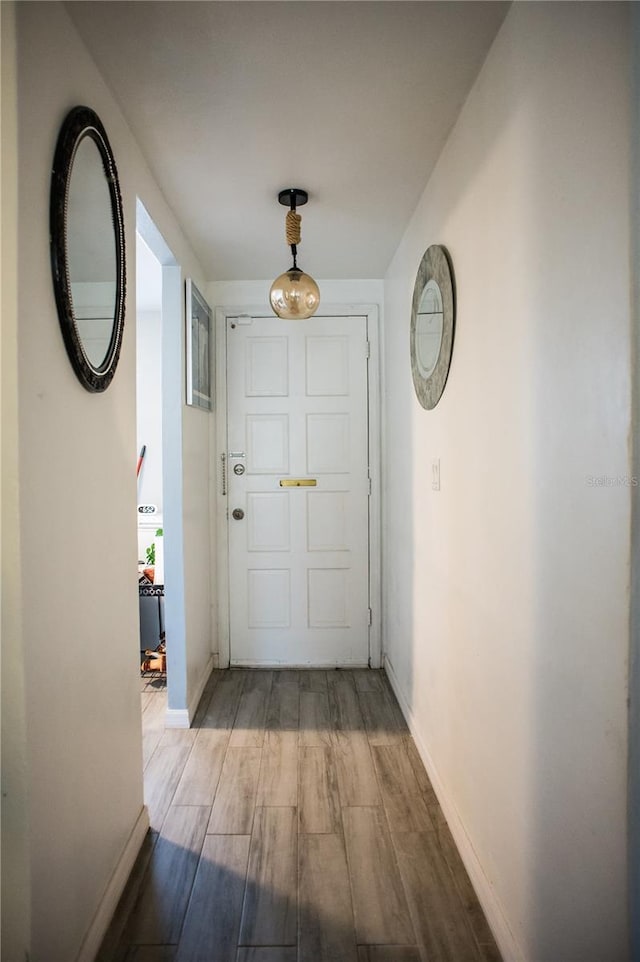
[
  {"left": 415, "top": 278, "right": 443, "bottom": 379},
  {"left": 67, "top": 135, "right": 118, "bottom": 369}
]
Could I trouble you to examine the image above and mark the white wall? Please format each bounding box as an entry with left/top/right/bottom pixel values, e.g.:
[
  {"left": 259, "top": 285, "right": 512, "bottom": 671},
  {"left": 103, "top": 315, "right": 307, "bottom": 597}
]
[
  {"left": 10, "top": 3, "right": 212, "bottom": 958},
  {"left": 136, "top": 303, "right": 164, "bottom": 578},
  {"left": 136, "top": 234, "right": 163, "bottom": 528},
  {"left": 181, "top": 355, "right": 214, "bottom": 706},
  {"left": 208, "top": 279, "right": 384, "bottom": 309},
  {"left": 383, "top": 5, "right": 631, "bottom": 961},
  {"left": 136, "top": 307, "right": 163, "bottom": 551},
  {"left": 1, "top": 4, "right": 31, "bottom": 957}
]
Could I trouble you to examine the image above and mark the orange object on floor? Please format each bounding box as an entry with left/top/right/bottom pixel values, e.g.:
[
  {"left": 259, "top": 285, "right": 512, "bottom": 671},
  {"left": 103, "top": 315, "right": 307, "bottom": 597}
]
[
  {"left": 141, "top": 652, "right": 166, "bottom": 673},
  {"left": 141, "top": 639, "right": 166, "bottom": 674}
]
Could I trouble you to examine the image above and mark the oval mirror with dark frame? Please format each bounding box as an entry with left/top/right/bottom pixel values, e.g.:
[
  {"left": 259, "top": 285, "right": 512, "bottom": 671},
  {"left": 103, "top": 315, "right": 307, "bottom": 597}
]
[
  {"left": 50, "top": 105, "right": 126, "bottom": 392},
  {"left": 410, "top": 244, "right": 455, "bottom": 410}
]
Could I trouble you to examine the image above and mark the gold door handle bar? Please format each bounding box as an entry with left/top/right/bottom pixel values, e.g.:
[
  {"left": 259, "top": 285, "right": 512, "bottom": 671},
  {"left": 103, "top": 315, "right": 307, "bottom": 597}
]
[{"left": 279, "top": 478, "right": 317, "bottom": 487}]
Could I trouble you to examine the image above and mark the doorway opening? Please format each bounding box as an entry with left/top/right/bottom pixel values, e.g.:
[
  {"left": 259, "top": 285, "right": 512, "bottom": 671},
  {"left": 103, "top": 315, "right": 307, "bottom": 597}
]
[
  {"left": 136, "top": 230, "right": 166, "bottom": 684},
  {"left": 135, "top": 200, "right": 188, "bottom": 721}
]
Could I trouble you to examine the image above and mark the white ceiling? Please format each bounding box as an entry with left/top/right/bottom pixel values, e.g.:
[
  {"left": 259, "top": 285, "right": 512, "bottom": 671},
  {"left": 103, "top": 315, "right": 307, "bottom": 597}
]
[{"left": 67, "top": 1, "right": 508, "bottom": 281}]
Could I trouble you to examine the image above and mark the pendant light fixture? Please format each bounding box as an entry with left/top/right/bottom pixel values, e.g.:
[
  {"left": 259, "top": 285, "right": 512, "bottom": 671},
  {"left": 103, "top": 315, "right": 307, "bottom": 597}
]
[{"left": 269, "top": 188, "right": 320, "bottom": 320}]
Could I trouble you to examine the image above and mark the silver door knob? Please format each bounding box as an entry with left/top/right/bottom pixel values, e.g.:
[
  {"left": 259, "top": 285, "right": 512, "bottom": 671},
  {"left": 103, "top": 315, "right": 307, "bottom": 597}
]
[{"left": 232, "top": 508, "right": 245, "bottom": 521}]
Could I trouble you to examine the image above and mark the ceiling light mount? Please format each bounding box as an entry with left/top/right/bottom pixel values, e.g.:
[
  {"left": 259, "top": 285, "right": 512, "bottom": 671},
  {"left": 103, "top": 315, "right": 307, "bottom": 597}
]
[
  {"left": 278, "top": 187, "right": 308, "bottom": 209},
  {"left": 269, "top": 186, "right": 320, "bottom": 320}
]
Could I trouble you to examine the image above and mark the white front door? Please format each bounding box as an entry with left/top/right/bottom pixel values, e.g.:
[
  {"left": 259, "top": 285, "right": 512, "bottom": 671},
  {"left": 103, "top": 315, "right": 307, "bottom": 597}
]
[{"left": 226, "top": 314, "right": 371, "bottom": 666}]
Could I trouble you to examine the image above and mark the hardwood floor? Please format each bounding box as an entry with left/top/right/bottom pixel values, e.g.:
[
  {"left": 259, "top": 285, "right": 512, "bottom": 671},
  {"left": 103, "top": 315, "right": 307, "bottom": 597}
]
[{"left": 98, "top": 670, "right": 501, "bottom": 962}]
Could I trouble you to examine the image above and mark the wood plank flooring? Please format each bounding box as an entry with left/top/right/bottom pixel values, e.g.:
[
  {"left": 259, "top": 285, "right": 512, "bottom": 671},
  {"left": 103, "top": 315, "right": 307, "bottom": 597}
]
[{"left": 98, "top": 670, "right": 501, "bottom": 962}]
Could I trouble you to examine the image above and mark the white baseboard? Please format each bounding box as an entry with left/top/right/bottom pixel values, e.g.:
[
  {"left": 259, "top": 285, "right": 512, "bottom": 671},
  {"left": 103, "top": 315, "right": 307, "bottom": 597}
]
[
  {"left": 165, "top": 653, "right": 216, "bottom": 729},
  {"left": 383, "top": 655, "right": 523, "bottom": 962},
  {"left": 164, "top": 708, "right": 190, "bottom": 728},
  {"left": 231, "top": 660, "right": 369, "bottom": 668},
  {"left": 188, "top": 653, "right": 215, "bottom": 719},
  {"left": 75, "top": 806, "right": 149, "bottom": 962}
]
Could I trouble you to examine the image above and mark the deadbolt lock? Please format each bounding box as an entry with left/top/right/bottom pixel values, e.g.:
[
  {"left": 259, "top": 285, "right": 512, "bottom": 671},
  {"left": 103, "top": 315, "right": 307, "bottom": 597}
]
[
  {"left": 232, "top": 508, "right": 245, "bottom": 521},
  {"left": 233, "top": 463, "right": 245, "bottom": 476}
]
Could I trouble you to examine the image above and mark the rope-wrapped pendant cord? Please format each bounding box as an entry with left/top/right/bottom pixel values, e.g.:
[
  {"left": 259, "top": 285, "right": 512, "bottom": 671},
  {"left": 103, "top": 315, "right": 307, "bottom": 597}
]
[
  {"left": 285, "top": 210, "right": 302, "bottom": 246},
  {"left": 285, "top": 209, "right": 302, "bottom": 269}
]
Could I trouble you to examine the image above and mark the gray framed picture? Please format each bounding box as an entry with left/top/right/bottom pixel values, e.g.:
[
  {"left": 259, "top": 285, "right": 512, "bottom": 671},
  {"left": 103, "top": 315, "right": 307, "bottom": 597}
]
[{"left": 186, "top": 278, "right": 213, "bottom": 411}]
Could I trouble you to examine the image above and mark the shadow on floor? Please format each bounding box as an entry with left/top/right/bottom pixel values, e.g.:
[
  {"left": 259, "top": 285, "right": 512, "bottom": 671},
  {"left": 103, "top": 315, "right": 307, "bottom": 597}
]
[{"left": 98, "top": 668, "right": 501, "bottom": 962}]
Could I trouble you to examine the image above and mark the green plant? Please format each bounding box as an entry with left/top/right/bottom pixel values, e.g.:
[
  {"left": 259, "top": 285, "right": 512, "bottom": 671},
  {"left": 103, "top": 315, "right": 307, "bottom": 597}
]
[{"left": 145, "top": 529, "right": 163, "bottom": 567}]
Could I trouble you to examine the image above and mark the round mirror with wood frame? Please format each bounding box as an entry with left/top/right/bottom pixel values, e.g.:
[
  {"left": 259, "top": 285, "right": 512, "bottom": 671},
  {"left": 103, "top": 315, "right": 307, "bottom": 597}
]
[
  {"left": 410, "top": 245, "right": 455, "bottom": 410},
  {"left": 50, "top": 105, "right": 126, "bottom": 392}
]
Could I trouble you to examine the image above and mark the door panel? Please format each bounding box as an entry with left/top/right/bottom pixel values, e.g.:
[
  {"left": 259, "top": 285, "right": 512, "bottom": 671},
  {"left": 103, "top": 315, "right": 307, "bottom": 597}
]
[
  {"left": 247, "top": 414, "right": 289, "bottom": 473},
  {"left": 227, "top": 314, "right": 370, "bottom": 666}
]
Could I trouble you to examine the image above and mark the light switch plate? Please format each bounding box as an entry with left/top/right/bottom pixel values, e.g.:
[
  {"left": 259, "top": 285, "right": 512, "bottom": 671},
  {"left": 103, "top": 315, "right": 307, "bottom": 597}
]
[{"left": 432, "top": 459, "right": 440, "bottom": 491}]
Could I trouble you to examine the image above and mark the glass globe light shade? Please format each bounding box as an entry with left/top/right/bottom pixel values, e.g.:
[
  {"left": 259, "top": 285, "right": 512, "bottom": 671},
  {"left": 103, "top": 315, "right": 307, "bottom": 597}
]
[{"left": 269, "top": 268, "right": 320, "bottom": 320}]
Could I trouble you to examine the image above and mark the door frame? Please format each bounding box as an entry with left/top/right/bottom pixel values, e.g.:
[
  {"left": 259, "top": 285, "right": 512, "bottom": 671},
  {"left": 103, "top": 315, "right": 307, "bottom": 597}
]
[{"left": 215, "top": 303, "right": 382, "bottom": 669}]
